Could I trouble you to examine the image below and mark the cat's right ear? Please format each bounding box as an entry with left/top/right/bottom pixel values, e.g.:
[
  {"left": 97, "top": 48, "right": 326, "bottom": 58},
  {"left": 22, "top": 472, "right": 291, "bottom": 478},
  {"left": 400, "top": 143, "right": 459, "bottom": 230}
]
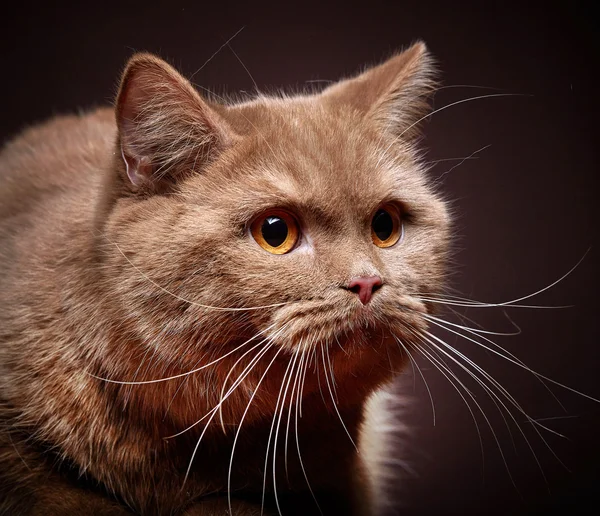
[
  {"left": 115, "top": 53, "right": 235, "bottom": 193},
  {"left": 321, "top": 42, "right": 437, "bottom": 142}
]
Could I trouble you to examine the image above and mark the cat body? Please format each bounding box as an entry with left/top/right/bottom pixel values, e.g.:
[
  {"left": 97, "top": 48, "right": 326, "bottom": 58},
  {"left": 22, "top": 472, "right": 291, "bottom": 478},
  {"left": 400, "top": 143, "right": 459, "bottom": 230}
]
[{"left": 0, "top": 43, "right": 449, "bottom": 515}]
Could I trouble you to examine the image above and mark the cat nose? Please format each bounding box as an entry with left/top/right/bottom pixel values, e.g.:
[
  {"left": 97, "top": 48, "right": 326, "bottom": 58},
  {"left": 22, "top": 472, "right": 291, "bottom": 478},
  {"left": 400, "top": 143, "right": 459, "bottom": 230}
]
[{"left": 344, "top": 276, "right": 383, "bottom": 305}]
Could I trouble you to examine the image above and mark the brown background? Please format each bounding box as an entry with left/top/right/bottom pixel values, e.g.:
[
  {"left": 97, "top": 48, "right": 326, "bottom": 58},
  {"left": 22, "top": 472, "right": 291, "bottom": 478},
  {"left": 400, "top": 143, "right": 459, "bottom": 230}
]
[{"left": 1, "top": 2, "right": 598, "bottom": 515}]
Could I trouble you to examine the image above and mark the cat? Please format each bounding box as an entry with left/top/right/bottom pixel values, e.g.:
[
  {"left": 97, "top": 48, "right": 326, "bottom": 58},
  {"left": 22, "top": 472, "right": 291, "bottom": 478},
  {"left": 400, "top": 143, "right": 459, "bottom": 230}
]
[{"left": 0, "top": 41, "right": 449, "bottom": 515}]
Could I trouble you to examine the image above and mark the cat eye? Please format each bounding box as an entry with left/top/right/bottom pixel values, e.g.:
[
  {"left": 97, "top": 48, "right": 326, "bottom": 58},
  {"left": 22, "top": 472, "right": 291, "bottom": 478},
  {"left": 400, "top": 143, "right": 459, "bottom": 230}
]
[
  {"left": 371, "top": 205, "right": 403, "bottom": 248},
  {"left": 251, "top": 210, "right": 299, "bottom": 254}
]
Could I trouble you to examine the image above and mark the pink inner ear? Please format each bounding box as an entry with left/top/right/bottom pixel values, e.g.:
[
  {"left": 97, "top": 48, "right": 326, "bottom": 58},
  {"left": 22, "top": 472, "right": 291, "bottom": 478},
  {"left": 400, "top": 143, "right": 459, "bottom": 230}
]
[
  {"left": 120, "top": 146, "right": 152, "bottom": 186},
  {"left": 117, "top": 71, "right": 158, "bottom": 186},
  {"left": 115, "top": 54, "right": 237, "bottom": 191}
]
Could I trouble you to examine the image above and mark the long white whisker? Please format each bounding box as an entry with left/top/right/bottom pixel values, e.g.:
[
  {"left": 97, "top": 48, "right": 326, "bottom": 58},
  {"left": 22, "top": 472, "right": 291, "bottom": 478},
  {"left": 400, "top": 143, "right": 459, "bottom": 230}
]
[
  {"left": 420, "top": 328, "right": 568, "bottom": 480},
  {"left": 315, "top": 344, "right": 327, "bottom": 407},
  {"left": 423, "top": 312, "right": 566, "bottom": 412},
  {"left": 408, "top": 333, "right": 505, "bottom": 484},
  {"left": 425, "top": 316, "right": 600, "bottom": 404},
  {"left": 272, "top": 349, "right": 301, "bottom": 516},
  {"left": 417, "top": 297, "right": 570, "bottom": 310},
  {"left": 320, "top": 344, "right": 357, "bottom": 451},
  {"left": 294, "top": 346, "right": 323, "bottom": 515},
  {"left": 218, "top": 336, "right": 280, "bottom": 432},
  {"left": 171, "top": 344, "right": 271, "bottom": 439},
  {"left": 324, "top": 343, "right": 339, "bottom": 404},
  {"left": 189, "top": 26, "right": 246, "bottom": 81},
  {"left": 227, "top": 42, "right": 260, "bottom": 93},
  {"left": 379, "top": 94, "right": 529, "bottom": 164},
  {"left": 394, "top": 336, "right": 436, "bottom": 425},
  {"left": 90, "top": 323, "right": 277, "bottom": 385},
  {"left": 261, "top": 348, "right": 297, "bottom": 515},
  {"left": 424, "top": 313, "right": 520, "bottom": 337},
  {"left": 419, "top": 323, "right": 574, "bottom": 484},
  {"left": 417, "top": 249, "right": 589, "bottom": 310},
  {"left": 284, "top": 348, "right": 304, "bottom": 480},
  {"left": 299, "top": 342, "right": 314, "bottom": 419},
  {"left": 169, "top": 327, "right": 288, "bottom": 439},
  {"left": 421, "top": 326, "right": 564, "bottom": 439},
  {"left": 180, "top": 328, "right": 288, "bottom": 489},
  {"left": 435, "top": 144, "right": 491, "bottom": 182},
  {"left": 418, "top": 331, "right": 521, "bottom": 452},
  {"left": 227, "top": 346, "right": 284, "bottom": 515},
  {"left": 109, "top": 239, "right": 290, "bottom": 312}
]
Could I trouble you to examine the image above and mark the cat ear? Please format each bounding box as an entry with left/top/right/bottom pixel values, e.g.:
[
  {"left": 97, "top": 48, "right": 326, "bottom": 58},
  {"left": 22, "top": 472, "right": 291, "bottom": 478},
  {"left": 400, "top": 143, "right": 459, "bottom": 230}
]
[
  {"left": 322, "top": 42, "right": 436, "bottom": 141},
  {"left": 115, "top": 53, "right": 234, "bottom": 191}
]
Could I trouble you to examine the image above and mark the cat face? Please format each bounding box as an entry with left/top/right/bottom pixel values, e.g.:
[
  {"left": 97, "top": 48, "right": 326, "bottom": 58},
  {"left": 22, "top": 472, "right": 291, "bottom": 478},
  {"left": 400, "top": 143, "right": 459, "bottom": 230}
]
[
  {"left": 102, "top": 43, "right": 449, "bottom": 414},
  {"left": 181, "top": 99, "right": 449, "bottom": 346}
]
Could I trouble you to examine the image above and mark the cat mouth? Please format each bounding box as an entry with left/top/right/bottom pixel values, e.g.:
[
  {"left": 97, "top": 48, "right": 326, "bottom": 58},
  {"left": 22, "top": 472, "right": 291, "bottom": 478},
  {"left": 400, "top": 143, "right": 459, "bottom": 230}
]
[{"left": 266, "top": 290, "right": 429, "bottom": 353}]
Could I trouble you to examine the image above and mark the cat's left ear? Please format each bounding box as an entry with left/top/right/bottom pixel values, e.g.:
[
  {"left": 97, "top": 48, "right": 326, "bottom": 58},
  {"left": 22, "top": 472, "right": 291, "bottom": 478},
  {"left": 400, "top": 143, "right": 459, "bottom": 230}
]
[
  {"left": 115, "top": 53, "right": 235, "bottom": 193},
  {"left": 321, "top": 42, "right": 436, "bottom": 141}
]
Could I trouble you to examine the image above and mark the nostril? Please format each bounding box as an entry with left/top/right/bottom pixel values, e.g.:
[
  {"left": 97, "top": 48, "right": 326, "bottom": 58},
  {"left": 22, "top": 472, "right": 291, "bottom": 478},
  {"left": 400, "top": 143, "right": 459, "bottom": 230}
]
[
  {"left": 344, "top": 275, "right": 383, "bottom": 305},
  {"left": 348, "top": 284, "right": 362, "bottom": 295}
]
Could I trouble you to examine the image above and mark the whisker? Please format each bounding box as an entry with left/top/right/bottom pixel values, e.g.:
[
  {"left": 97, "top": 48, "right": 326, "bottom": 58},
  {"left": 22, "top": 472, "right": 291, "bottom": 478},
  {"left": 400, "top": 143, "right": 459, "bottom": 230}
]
[
  {"left": 419, "top": 331, "right": 522, "bottom": 453},
  {"left": 108, "top": 238, "right": 290, "bottom": 312},
  {"left": 170, "top": 341, "right": 272, "bottom": 439},
  {"left": 272, "top": 349, "right": 301, "bottom": 516},
  {"left": 376, "top": 93, "right": 529, "bottom": 170},
  {"left": 261, "top": 348, "right": 298, "bottom": 516},
  {"left": 394, "top": 336, "right": 436, "bottom": 425},
  {"left": 421, "top": 324, "right": 566, "bottom": 441},
  {"left": 424, "top": 315, "right": 600, "bottom": 405},
  {"left": 324, "top": 343, "right": 339, "bottom": 404},
  {"left": 299, "top": 341, "right": 316, "bottom": 418},
  {"left": 294, "top": 347, "right": 323, "bottom": 515},
  {"left": 424, "top": 155, "right": 480, "bottom": 166},
  {"left": 169, "top": 325, "right": 290, "bottom": 439},
  {"left": 417, "top": 297, "right": 570, "bottom": 310},
  {"left": 315, "top": 344, "right": 327, "bottom": 407},
  {"left": 90, "top": 323, "right": 277, "bottom": 385},
  {"left": 434, "top": 144, "right": 492, "bottom": 183},
  {"left": 284, "top": 348, "right": 304, "bottom": 480},
  {"left": 435, "top": 84, "right": 506, "bottom": 92},
  {"left": 189, "top": 26, "right": 246, "bottom": 81},
  {"left": 218, "top": 335, "right": 283, "bottom": 432},
  {"left": 419, "top": 327, "right": 570, "bottom": 478},
  {"left": 320, "top": 344, "right": 357, "bottom": 451},
  {"left": 180, "top": 328, "right": 289, "bottom": 489},
  {"left": 417, "top": 248, "right": 589, "bottom": 310},
  {"left": 407, "top": 332, "right": 508, "bottom": 485},
  {"left": 423, "top": 312, "right": 566, "bottom": 412},
  {"left": 227, "top": 345, "right": 285, "bottom": 515},
  {"left": 425, "top": 338, "right": 560, "bottom": 489},
  {"left": 424, "top": 313, "right": 520, "bottom": 337},
  {"left": 402, "top": 94, "right": 528, "bottom": 145},
  {"left": 227, "top": 42, "right": 260, "bottom": 93}
]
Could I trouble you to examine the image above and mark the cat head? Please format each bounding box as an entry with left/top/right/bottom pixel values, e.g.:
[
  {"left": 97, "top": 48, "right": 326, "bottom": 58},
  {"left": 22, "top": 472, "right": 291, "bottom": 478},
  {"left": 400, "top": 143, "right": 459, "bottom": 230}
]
[{"left": 100, "top": 42, "right": 449, "bottom": 417}]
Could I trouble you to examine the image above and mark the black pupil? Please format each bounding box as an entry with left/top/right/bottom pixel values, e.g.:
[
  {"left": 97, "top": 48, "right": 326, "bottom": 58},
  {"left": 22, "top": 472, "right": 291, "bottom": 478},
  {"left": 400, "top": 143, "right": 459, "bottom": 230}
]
[
  {"left": 261, "top": 216, "right": 288, "bottom": 247},
  {"left": 372, "top": 209, "right": 394, "bottom": 241}
]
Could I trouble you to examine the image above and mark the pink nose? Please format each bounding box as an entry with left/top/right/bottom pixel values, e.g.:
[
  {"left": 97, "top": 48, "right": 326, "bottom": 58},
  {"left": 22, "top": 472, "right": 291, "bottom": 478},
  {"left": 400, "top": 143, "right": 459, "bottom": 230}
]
[{"left": 346, "top": 276, "right": 383, "bottom": 305}]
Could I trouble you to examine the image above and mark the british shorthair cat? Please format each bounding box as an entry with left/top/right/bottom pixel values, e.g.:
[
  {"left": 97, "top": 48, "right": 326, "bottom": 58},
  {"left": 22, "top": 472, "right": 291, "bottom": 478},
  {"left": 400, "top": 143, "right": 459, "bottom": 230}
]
[{"left": 0, "top": 42, "right": 449, "bottom": 515}]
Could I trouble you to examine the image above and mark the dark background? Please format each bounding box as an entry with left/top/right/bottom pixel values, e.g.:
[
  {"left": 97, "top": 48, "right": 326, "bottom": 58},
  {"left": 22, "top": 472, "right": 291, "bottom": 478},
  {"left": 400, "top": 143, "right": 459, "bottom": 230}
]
[{"left": 2, "top": 2, "right": 598, "bottom": 515}]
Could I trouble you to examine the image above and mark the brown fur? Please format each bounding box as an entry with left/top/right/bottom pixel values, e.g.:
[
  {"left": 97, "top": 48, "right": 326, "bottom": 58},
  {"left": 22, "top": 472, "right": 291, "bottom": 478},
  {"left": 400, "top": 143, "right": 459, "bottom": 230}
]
[{"left": 0, "top": 42, "right": 449, "bottom": 515}]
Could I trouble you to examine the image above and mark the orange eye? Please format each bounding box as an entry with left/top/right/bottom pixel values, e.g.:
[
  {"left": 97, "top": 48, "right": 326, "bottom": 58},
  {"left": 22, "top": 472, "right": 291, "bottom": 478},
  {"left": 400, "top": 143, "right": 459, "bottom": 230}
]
[
  {"left": 251, "top": 210, "right": 299, "bottom": 254},
  {"left": 371, "top": 205, "right": 403, "bottom": 248}
]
